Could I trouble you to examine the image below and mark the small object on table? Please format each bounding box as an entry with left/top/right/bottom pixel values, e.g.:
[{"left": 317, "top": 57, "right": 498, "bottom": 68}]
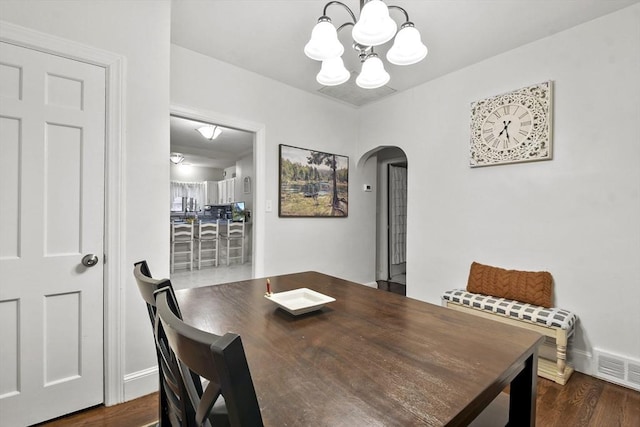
[
  {"left": 265, "top": 278, "right": 272, "bottom": 296},
  {"left": 265, "top": 288, "right": 335, "bottom": 316}
]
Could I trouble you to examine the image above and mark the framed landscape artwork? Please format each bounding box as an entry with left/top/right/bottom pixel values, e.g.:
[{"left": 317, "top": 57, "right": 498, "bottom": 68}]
[{"left": 279, "top": 144, "right": 349, "bottom": 217}]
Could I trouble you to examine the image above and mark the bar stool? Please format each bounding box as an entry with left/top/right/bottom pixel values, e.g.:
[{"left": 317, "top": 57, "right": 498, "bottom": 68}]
[
  {"left": 170, "top": 221, "right": 194, "bottom": 273},
  {"left": 194, "top": 220, "right": 219, "bottom": 269},
  {"left": 220, "top": 219, "right": 245, "bottom": 266}
]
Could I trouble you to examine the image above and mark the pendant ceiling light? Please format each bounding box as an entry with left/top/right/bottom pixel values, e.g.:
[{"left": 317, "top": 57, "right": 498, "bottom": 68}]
[
  {"left": 355, "top": 53, "right": 390, "bottom": 89},
  {"left": 304, "top": 0, "right": 427, "bottom": 89},
  {"left": 196, "top": 124, "right": 223, "bottom": 140},
  {"left": 317, "top": 56, "right": 351, "bottom": 86},
  {"left": 170, "top": 153, "right": 185, "bottom": 165}
]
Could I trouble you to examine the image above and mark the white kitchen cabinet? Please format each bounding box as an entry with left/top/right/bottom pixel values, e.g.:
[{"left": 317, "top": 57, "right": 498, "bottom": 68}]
[
  {"left": 217, "top": 178, "right": 235, "bottom": 203},
  {"left": 205, "top": 181, "right": 218, "bottom": 205},
  {"left": 227, "top": 178, "right": 235, "bottom": 203}
]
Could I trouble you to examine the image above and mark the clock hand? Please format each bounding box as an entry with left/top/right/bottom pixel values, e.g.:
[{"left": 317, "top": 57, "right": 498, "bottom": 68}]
[{"left": 498, "top": 120, "right": 511, "bottom": 137}]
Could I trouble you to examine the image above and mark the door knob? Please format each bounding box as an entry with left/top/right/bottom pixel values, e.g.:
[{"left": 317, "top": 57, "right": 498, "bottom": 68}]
[{"left": 82, "top": 254, "right": 99, "bottom": 267}]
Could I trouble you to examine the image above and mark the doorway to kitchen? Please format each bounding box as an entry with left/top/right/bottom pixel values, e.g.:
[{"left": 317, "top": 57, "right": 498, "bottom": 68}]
[{"left": 169, "top": 114, "right": 255, "bottom": 290}]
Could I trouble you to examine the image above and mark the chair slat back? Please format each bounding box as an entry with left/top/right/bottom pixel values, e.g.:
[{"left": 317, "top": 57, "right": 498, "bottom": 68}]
[
  {"left": 133, "top": 261, "right": 202, "bottom": 427},
  {"left": 133, "top": 261, "right": 174, "bottom": 313},
  {"left": 197, "top": 221, "right": 219, "bottom": 240},
  {"left": 225, "top": 220, "right": 244, "bottom": 238},
  {"left": 172, "top": 222, "right": 194, "bottom": 241},
  {"left": 156, "top": 288, "right": 263, "bottom": 427}
]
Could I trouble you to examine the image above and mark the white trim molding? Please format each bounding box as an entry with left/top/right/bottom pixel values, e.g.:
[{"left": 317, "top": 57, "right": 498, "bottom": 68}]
[
  {"left": 0, "top": 21, "right": 127, "bottom": 406},
  {"left": 123, "top": 367, "right": 159, "bottom": 402},
  {"left": 572, "top": 348, "right": 592, "bottom": 375}
]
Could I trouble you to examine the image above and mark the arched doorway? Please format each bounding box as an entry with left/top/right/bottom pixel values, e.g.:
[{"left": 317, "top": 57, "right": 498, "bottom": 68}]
[{"left": 358, "top": 146, "right": 408, "bottom": 295}]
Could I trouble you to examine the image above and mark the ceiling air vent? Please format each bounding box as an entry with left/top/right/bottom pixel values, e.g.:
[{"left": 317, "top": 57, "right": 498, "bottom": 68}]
[{"left": 318, "top": 72, "right": 396, "bottom": 107}]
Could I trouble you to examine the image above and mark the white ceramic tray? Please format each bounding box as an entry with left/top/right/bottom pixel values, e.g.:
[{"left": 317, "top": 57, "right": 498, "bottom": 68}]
[{"left": 265, "top": 288, "right": 335, "bottom": 315}]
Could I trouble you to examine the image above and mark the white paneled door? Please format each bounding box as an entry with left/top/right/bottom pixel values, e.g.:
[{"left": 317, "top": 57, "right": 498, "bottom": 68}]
[{"left": 0, "top": 42, "right": 105, "bottom": 426}]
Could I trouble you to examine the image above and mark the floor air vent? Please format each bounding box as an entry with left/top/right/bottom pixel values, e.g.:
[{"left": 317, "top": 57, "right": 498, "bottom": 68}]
[
  {"left": 628, "top": 363, "right": 640, "bottom": 386},
  {"left": 594, "top": 349, "right": 640, "bottom": 391}
]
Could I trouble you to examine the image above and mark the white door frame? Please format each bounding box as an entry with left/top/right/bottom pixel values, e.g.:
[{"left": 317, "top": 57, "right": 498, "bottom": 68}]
[
  {"left": 170, "top": 104, "right": 266, "bottom": 278},
  {"left": 0, "top": 21, "right": 126, "bottom": 405}
]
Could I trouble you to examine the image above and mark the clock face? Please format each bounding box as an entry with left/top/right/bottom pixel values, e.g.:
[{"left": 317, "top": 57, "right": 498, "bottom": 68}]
[
  {"left": 470, "top": 81, "right": 552, "bottom": 167},
  {"left": 481, "top": 104, "right": 533, "bottom": 151}
]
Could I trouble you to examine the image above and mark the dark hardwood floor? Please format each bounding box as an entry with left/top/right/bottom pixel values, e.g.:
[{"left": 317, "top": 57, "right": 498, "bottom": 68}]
[
  {"left": 377, "top": 279, "right": 407, "bottom": 295},
  {"left": 38, "top": 372, "right": 639, "bottom": 426}
]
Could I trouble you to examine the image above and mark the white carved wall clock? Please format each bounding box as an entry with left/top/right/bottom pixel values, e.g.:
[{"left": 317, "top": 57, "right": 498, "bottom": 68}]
[{"left": 470, "top": 81, "right": 553, "bottom": 167}]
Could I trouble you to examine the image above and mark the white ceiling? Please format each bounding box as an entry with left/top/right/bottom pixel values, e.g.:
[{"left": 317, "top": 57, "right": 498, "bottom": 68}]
[
  {"left": 169, "top": 0, "right": 638, "bottom": 165},
  {"left": 170, "top": 116, "right": 253, "bottom": 168},
  {"left": 171, "top": 0, "right": 639, "bottom": 107}
]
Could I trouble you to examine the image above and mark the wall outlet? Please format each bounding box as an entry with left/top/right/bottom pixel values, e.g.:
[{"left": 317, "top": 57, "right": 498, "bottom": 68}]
[
  {"left": 363, "top": 184, "right": 372, "bottom": 192},
  {"left": 265, "top": 199, "right": 273, "bottom": 212}
]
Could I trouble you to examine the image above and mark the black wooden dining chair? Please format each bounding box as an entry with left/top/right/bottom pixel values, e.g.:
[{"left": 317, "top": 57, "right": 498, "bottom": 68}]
[
  {"left": 133, "top": 261, "right": 204, "bottom": 426},
  {"left": 155, "top": 286, "right": 263, "bottom": 427}
]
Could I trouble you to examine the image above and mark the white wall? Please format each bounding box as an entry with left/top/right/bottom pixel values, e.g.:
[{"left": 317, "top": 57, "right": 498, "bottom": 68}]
[
  {"left": 170, "top": 163, "right": 223, "bottom": 182},
  {"left": 358, "top": 5, "right": 640, "bottom": 371},
  {"left": 0, "top": 0, "right": 172, "bottom": 399},
  {"left": 223, "top": 165, "right": 236, "bottom": 179},
  {"left": 171, "top": 45, "right": 378, "bottom": 284}
]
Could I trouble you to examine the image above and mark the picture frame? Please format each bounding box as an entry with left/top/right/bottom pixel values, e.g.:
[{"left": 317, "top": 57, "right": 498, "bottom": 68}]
[{"left": 279, "top": 144, "right": 349, "bottom": 217}]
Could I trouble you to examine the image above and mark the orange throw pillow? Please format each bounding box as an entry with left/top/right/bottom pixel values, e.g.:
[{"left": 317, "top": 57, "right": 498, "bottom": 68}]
[{"left": 466, "top": 262, "right": 553, "bottom": 308}]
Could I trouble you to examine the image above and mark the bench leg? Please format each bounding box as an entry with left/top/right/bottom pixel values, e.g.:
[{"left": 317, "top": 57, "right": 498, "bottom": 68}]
[{"left": 555, "top": 329, "right": 572, "bottom": 384}]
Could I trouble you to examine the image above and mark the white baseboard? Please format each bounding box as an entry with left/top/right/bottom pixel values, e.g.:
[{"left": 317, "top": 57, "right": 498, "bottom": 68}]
[
  {"left": 363, "top": 281, "right": 378, "bottom": 288},
  {"left": 556, "top": 346, "right": 640, "bottom": 391},
  {"left": 571, "top": 348, "right": 593, "bottom": 375},
  {"left": 123, "top": 366, "right": 159, "bottom": 402}
]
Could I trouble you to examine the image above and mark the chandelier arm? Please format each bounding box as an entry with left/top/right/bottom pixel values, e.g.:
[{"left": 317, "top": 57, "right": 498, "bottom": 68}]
[
  {"left": 352, "top": 43, "right": 373, "bottom": 61},
  {"left": 387, "top": 5, "right": 410, "bottom": 23},
  {"left": 336, "top": 22, "right": 355, "bottom": 33},
  {"left": 322, "top": 1, "right": 357, "bottom": 24}
]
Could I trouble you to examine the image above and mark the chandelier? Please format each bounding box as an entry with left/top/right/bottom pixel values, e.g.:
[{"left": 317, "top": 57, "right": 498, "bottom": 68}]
[{"left": 304, "top": 0, "right": 427, "bottom": 89}]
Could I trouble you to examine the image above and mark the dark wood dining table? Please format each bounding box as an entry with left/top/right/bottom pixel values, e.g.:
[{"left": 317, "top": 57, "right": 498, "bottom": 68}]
[{"left": 176, "top": 271, "right": 544, "bottom": 426}]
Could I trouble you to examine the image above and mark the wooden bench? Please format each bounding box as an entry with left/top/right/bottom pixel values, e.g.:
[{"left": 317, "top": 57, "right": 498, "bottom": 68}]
[{"left": 442, "top": 289, "right": 577, "bottom": 385}]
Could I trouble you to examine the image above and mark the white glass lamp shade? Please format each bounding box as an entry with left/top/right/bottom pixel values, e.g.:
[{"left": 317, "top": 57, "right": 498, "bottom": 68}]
[
  {"left": 356, "top": 55, "right": 390, "bottom": 89},
  {"left": 170, "top": 153, "right": 185, "bottom": 165},
  {"left": 352, "top": 0, "right": 397, "bottom": 46},
  {"left": 304, "top": 19, "right": 344, "bottom": 61},
  {"left": 386, "top": 25, "right": 428, "bottom": 65},
  {"left": 316, "top": 57, "right": 350, "bottom": 86},
  {"left": 197, "top": 125, "right": 222, "bottom": 140}
]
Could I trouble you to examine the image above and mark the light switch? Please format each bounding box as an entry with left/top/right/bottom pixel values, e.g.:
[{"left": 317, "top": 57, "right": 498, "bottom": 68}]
[{"left": 266, "top": 199, "right": 273, "bottom": 212}]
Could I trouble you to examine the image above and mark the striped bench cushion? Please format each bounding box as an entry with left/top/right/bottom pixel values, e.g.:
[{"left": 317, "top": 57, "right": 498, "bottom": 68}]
[{"left": 442, "top": 289, "right": 576, "bottom": 332}]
